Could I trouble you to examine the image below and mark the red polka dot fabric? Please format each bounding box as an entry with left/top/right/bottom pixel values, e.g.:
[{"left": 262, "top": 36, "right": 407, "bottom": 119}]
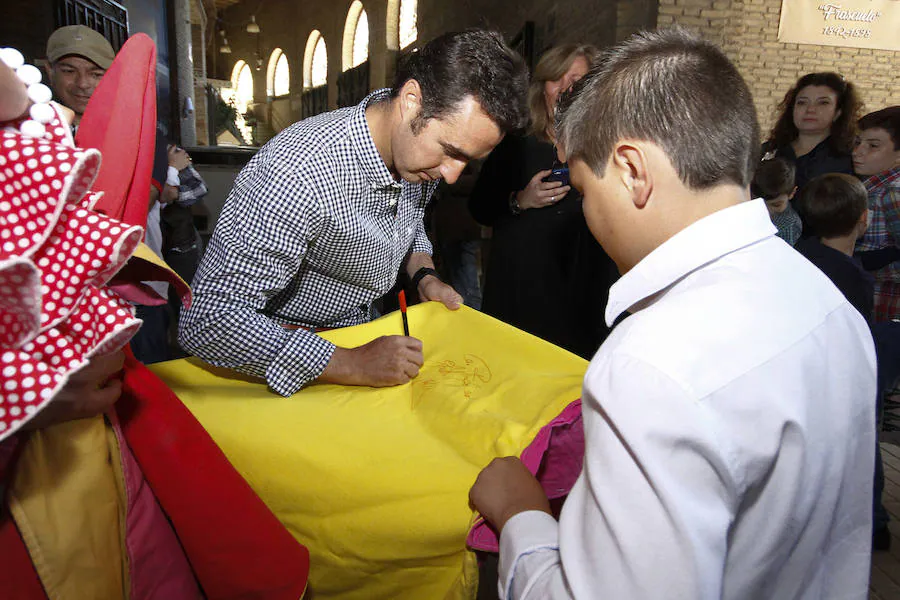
[{"left": 0, "top": 104, "right": 144, "bottom": 440}]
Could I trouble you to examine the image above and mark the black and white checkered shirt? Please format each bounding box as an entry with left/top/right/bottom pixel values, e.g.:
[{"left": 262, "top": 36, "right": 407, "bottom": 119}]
[{"left": 179, "top": 90, "right": 437, "bottom": 396}]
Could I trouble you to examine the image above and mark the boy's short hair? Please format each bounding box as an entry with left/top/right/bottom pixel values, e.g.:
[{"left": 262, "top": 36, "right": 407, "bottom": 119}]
[
  {"left": 795, "top": 173, "right": 867, "bottom": 239},
  {"left": 557, "top": 27, "right": 759, "bottom": 189},
  {"left": 751, "top": 157, "right": 795, "bottom": 200},
  {"left": 858, "top": 106, "right": 900, "bottom": 150}
]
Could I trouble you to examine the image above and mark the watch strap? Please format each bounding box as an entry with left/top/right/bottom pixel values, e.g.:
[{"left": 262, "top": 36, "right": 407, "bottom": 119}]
[{"left": 411, "top": 266, "right": 440, "bottom": 290}]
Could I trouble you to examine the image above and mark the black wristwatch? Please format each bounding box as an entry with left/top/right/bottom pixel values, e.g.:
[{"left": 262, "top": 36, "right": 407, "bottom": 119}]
[
  {"left": 508, "top": 190, "right": 523, "bottom": 215},
  {"left": 411, "top": 266, "right": 440, "bottom": 290}
]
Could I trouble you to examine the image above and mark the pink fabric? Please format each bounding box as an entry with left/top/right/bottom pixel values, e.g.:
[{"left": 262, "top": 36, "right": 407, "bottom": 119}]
[
  {"left": 107, "top": 411, "right": 203, "bottom": 600},
  {"left": 467, "top": 400, "right": 585, "bottom": 552}
]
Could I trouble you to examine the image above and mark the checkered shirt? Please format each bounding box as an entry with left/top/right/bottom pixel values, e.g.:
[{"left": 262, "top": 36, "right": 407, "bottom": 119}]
[
  {"left": 770, "top": 203, "right": 802, "bottom": 246},
  {"left": 179, "top": 89, "right": 437, "bottom": 396},
  {"left": 177, "top": 164, "right": 208, "bottom": 206},
  {"left": 856, "top": 166, "right": 900, "bottom": 285}
]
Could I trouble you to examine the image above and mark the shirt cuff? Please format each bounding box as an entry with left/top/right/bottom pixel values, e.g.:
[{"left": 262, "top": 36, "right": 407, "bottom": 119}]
[
  {"left": 166, "top": 165, "right": 180, "bottom": 186},
  {"left": 410, "top": 226, "right": 433, "bottom": 256},
  {"left": 499, "top": 510, "right": 560, "bottom": 599},
  {"left": 266, "top": 330, "right": 337, "bottom": 396}
]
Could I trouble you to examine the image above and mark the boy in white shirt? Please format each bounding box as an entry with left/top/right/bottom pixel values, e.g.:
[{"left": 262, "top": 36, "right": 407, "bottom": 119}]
[{"left": 470, "top": 27, "right": 877, "bottom": 600}]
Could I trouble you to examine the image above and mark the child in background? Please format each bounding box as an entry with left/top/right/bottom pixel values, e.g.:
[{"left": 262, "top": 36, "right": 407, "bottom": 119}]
[
  {"left": 794, "top": 174, "right": 872, "bottom": 320},
  {"left": 751, "top": 157, "right": 802, "bottom": 245},
  {"left": 853, "top": 106, "right": 900, "bottom": 321},
  {"left": 794, "top": 172, "right": 893, "bottom": 551}
]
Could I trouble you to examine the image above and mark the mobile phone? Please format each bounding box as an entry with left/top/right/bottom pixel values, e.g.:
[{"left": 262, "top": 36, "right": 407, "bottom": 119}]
[{"left": 542, "top": 167, "right": 570, "bottom": 186}]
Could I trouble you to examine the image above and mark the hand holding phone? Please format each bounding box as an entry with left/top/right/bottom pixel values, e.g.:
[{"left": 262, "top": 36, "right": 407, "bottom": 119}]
[
  {"left": 542, "top": 167, "right": 570, "bottom": 187},
  {"left": 514, "top": 168, "right": 572, "bottom": 211}
]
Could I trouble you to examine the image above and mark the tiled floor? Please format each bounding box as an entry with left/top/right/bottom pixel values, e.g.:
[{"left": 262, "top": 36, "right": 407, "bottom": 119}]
[{"left": 871, "top": 443, "right": 900, "bottom": 599}]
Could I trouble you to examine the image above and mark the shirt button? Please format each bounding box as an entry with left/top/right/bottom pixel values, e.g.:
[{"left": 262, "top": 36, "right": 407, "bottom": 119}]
[{"left": 389, "top": 198, "right": 397, "bottom": 207}]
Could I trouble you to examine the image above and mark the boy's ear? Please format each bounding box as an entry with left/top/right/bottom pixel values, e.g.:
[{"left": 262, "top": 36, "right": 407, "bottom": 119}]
[
  {"left": 789, "top": 186, "right": 798, "bottom": 200},
  {"left": 856, "top": 207, "right": 869, "bottom": 236},
  {"left": 611, "top": 142, "right": 652, "bottom": 208}
]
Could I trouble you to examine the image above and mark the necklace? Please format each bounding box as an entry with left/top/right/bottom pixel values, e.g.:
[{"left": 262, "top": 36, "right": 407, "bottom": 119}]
[{"left": 0, "top": 47, "right": 55, "bottom": 138}]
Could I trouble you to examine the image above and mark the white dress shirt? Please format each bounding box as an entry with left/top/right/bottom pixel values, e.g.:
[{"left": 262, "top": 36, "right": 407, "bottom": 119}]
[{"left": 499, "top": 199, "right": 877, "bottom": 599}]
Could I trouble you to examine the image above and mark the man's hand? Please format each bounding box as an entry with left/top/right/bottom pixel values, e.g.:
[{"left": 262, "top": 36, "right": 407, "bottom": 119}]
[
  {"left": 167, "top": 144, "right": 192, "bottom": 171},
  {"left": 318, "top": 335, "right": 424, "bottom": 387},
  {"left": 418, "top": 276, "right": 463, "bottom": 310},
  {"left": 469, "top": 456, "right": 552, "bottom": 533},
  {"left": 24, "top": 351, "right": 125, "bottom": 430}
]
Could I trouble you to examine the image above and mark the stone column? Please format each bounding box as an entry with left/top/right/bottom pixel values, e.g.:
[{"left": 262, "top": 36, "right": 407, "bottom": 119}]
[{"left": 173, "top": 0, "right": 197, "bottom": 145}]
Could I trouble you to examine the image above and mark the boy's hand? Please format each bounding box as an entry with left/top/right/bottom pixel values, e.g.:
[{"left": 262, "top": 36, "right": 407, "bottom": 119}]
[
  {"left": 167, "top": 144, "right": 192, "bottom": 170},
  {"left": 469, "top": 456, "right": 552, "bottom": 533}
]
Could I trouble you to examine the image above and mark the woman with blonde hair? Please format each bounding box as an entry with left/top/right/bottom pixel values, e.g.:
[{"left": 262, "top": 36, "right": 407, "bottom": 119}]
[{"left": 469, "top": 43, "right": 617, "bottom": 358}]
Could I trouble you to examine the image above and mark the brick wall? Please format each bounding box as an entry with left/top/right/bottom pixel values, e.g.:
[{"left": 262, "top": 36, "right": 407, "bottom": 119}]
[{"left": 658, "top": 0, "right": 900, "bottom": 135}]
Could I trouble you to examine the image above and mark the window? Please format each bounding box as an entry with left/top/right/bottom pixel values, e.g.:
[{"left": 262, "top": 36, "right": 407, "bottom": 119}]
[
  {"left": 267, "top": 48, "right": 290, "bottom": 98},
  {"left": 398, "top": 0, "right": 417, "bottom": 49},
  {"left": 221, "top": 60, "right": 254, "bottom": 144},
  {"left": 343, "top": 1, "right": 369, "bottom": 71},
  {"left": 304, "top": 30, "right": 328, "bottom": 89},
  {"left": 386, "top": 0, "right": 416, "bottom": 51}
]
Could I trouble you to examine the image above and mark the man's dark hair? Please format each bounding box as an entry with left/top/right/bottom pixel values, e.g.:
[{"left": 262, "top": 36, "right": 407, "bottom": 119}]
[
  {"left": 858, "top": 106, "right": 900, "bottom": 151},
  {"left": 557, "top": 27, "right": 759, "bottom": 189},
  {"left": 391, "top": 29, "right": 529, "bottom": 134},
  {"left": 795, "top": 173, "right": 867, "bottom": 238},
  {"left": 751, "top": 157, "right": 795, "bottom": 200}
]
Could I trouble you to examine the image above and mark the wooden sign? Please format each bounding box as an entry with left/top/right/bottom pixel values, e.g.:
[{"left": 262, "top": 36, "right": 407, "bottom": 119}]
[{"left": 778, "top": 0, "right": 900, "bottom": 51}]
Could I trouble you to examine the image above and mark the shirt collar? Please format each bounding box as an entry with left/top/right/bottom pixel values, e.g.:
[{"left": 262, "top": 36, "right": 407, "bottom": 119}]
[
  {"left": 862, "top": 165, "right": 900, "bottom": 191},
  {"left": 605, "top": 198, "right": 777, "bottom": 326},
  {"left": 349, "top": 88, "right": 402, "bottom": 192}
]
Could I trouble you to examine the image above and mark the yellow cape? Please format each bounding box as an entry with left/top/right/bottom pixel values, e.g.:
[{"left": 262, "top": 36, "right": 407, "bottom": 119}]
[{"left": 151, "top": 303, "right": 587, "bottom": 599}]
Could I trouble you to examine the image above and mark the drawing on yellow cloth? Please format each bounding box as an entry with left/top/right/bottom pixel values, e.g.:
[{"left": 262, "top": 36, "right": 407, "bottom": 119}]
[
  {"left": 151, "top": 303, "right": 587, "bottom": 600},
  {"left": 412, "top": 354, "right": 492, "bottom": 407}
]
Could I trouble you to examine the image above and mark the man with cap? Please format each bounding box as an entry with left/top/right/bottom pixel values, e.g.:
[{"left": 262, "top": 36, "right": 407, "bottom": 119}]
[{"left": 44, "top": 24, "right": 115, "bottom": 127}]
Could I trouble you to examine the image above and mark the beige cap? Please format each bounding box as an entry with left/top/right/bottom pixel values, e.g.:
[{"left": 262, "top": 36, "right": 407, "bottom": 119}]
[{"left": 46, "top": 25, "right": 115, "bottom": 70}]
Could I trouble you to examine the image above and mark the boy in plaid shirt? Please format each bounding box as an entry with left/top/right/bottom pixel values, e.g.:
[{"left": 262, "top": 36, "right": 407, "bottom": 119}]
[{"left": 854, "top": 106, "right": 900, "bottom": 321}]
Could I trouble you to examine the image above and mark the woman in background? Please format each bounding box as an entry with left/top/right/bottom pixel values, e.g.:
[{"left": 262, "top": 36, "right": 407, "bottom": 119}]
[
  {"left": 469, "top": 44, "right": 617, "bottom": 359},
  {"left": 762, "top": 71, "right": 862, "bottom": 192}
]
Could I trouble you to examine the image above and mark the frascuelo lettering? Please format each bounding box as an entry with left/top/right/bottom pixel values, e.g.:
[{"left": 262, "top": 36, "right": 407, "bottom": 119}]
[{"left": 818, "top": 3, "right": 881, "bottom": 22}]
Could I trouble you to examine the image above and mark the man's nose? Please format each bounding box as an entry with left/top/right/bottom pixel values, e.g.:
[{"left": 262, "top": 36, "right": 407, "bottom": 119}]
[{"left": 441, "top": 160, "right": 466, "bottom": 185}]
